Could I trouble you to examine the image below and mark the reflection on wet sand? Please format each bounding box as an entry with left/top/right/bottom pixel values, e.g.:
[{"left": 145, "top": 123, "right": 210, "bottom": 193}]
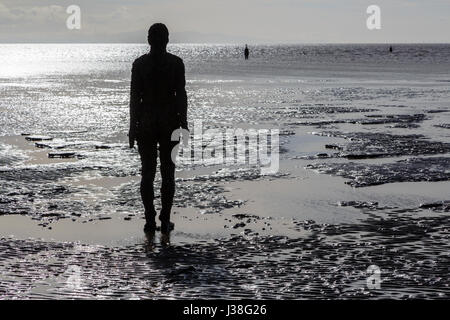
[
  {"left": 0, "top": 205, "right": 448, "bottom": 299},
  {"left": 145, "top": 231, "right": 171, "bottom": 252}
]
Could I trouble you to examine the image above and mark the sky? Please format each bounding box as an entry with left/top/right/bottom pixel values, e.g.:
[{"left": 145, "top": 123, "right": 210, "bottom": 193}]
[{"left": 1, "top": 0, "right": 449, "bottom": 43}]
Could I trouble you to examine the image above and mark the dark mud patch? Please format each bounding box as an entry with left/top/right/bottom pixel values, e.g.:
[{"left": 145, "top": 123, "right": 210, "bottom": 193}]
[
  {"left": 183, "top": 167, "right": 289, "bottom": 183},
  {"left": 25, "top": 135, "right": 53, "bottom": 142},
  {"left": 418, "top": 201, "right": 450, "bottom": 212},
  {"left": 337, "top": 200, "right": 450, "bottom": 214},
  {"left": 385, "top": 123, "right": 421, "bottom": 129},
  {"left": 281, "top": 105, "right": 379, "bottom": 118},
  {"left": 337, "top": 201, "right": 395, "bottom": 211},
  {"left": 48, "top": 152, "right": 78, "bottom": 159},
  {"left": 34, "top": 139, "right": 123, "bottom": 151},
  {"left": 0, "top": 165, "right": 106, "bottom": 183},
  {"left": 426, "top": 109, "right": 449, "bottom": 114},
  {"left": 306, "top": 157, "right": 450, "bottom": 187},
  {"left": 293, "top": 114, "right": 426, "bottom": 128},
  {"left": 232, "top": 213, "right": 260, "bottom": 220},
  {"left": 378, "top": 104, "right": 409, "bottom": 108},
  {"left": 309, "top": 131, "right": 450, "bottom": 160},
  {"left": 434, "top": 124, "right": 450, "bottom": 129}
]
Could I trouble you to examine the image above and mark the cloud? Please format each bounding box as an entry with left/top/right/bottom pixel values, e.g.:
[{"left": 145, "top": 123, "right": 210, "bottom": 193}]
[
  {"left": 0, "top": 3, "right": 65, "bottom": 25},
  {"left": 0, "top": 2, "right": 18, "bottom": 23},
  {"left": 0, "top": 1, "right": 449, "bottom": 43}
]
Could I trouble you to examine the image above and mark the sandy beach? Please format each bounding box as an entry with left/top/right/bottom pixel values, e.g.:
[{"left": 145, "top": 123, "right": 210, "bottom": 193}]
[{"left": 0, "top": 44, "right": 449, "bottom": 299}]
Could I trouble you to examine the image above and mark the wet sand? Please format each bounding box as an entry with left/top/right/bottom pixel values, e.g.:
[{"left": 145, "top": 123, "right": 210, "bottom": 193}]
[
  {"left": 1, "top": 125, "right": 449, "bottom": 299},
  {"left": 1, "top": 44, "right": 449, "bottom": 299}
]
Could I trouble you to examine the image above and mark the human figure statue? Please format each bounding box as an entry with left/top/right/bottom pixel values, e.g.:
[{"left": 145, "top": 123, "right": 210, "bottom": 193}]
[
  {"left": 244, "top": 44, "right": 249, "bottom": 60},
  {"left": 128, "top": 23, "right": 188, "bottom": 234}
]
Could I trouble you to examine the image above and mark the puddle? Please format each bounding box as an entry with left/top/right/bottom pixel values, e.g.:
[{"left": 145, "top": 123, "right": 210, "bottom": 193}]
[{"left": 0, "top": 135, "right": 77, "bottom": 166}]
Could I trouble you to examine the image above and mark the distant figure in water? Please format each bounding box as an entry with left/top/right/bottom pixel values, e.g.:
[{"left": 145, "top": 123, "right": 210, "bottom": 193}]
[
  {"left": 244, "top": 44, "right": 249, "bottom": 60},
  {"left": 389, "top": 46, "right": 393, "bottom": 53},
  {"left": 128, "top": 23, "right": 188, "bottom": 234}
]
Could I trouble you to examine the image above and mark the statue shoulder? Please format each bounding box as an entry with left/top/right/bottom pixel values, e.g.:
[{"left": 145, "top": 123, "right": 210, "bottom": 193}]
[
  {"left": 167, "top": 53, "right": 184, "bottom": 66},
  {"left": 132, "top": 54, "right": 148, "bottom": 69}
]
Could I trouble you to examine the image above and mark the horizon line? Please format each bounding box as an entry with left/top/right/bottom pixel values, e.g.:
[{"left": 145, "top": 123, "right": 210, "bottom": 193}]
[{"left": 1, "top": 42, "right": 449, "bottom": 45}]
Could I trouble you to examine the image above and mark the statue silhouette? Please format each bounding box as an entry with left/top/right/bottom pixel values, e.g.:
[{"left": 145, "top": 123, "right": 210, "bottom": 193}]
[
  {"left": 128, "top": 23, "right": 188, "bottom": 234},
  {"left": 244, "top": 44, "right": 249, "bottom": 60}
]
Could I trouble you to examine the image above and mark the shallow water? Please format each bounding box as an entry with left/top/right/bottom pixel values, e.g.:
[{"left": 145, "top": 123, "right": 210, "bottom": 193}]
[{"left": 0, "top": 44, "right": 449, "bottom": 299}]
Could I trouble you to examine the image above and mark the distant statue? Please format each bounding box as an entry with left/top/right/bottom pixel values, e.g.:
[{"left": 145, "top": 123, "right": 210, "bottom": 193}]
[
  {"left": 389, "top": 46, "right": 393, "bottom": 53},
  {"left": 244, "top": 45, "right": 249, "bottom": 60},
  {"left": 128, "top": 23, "right": 188, "bottom": 234}
]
